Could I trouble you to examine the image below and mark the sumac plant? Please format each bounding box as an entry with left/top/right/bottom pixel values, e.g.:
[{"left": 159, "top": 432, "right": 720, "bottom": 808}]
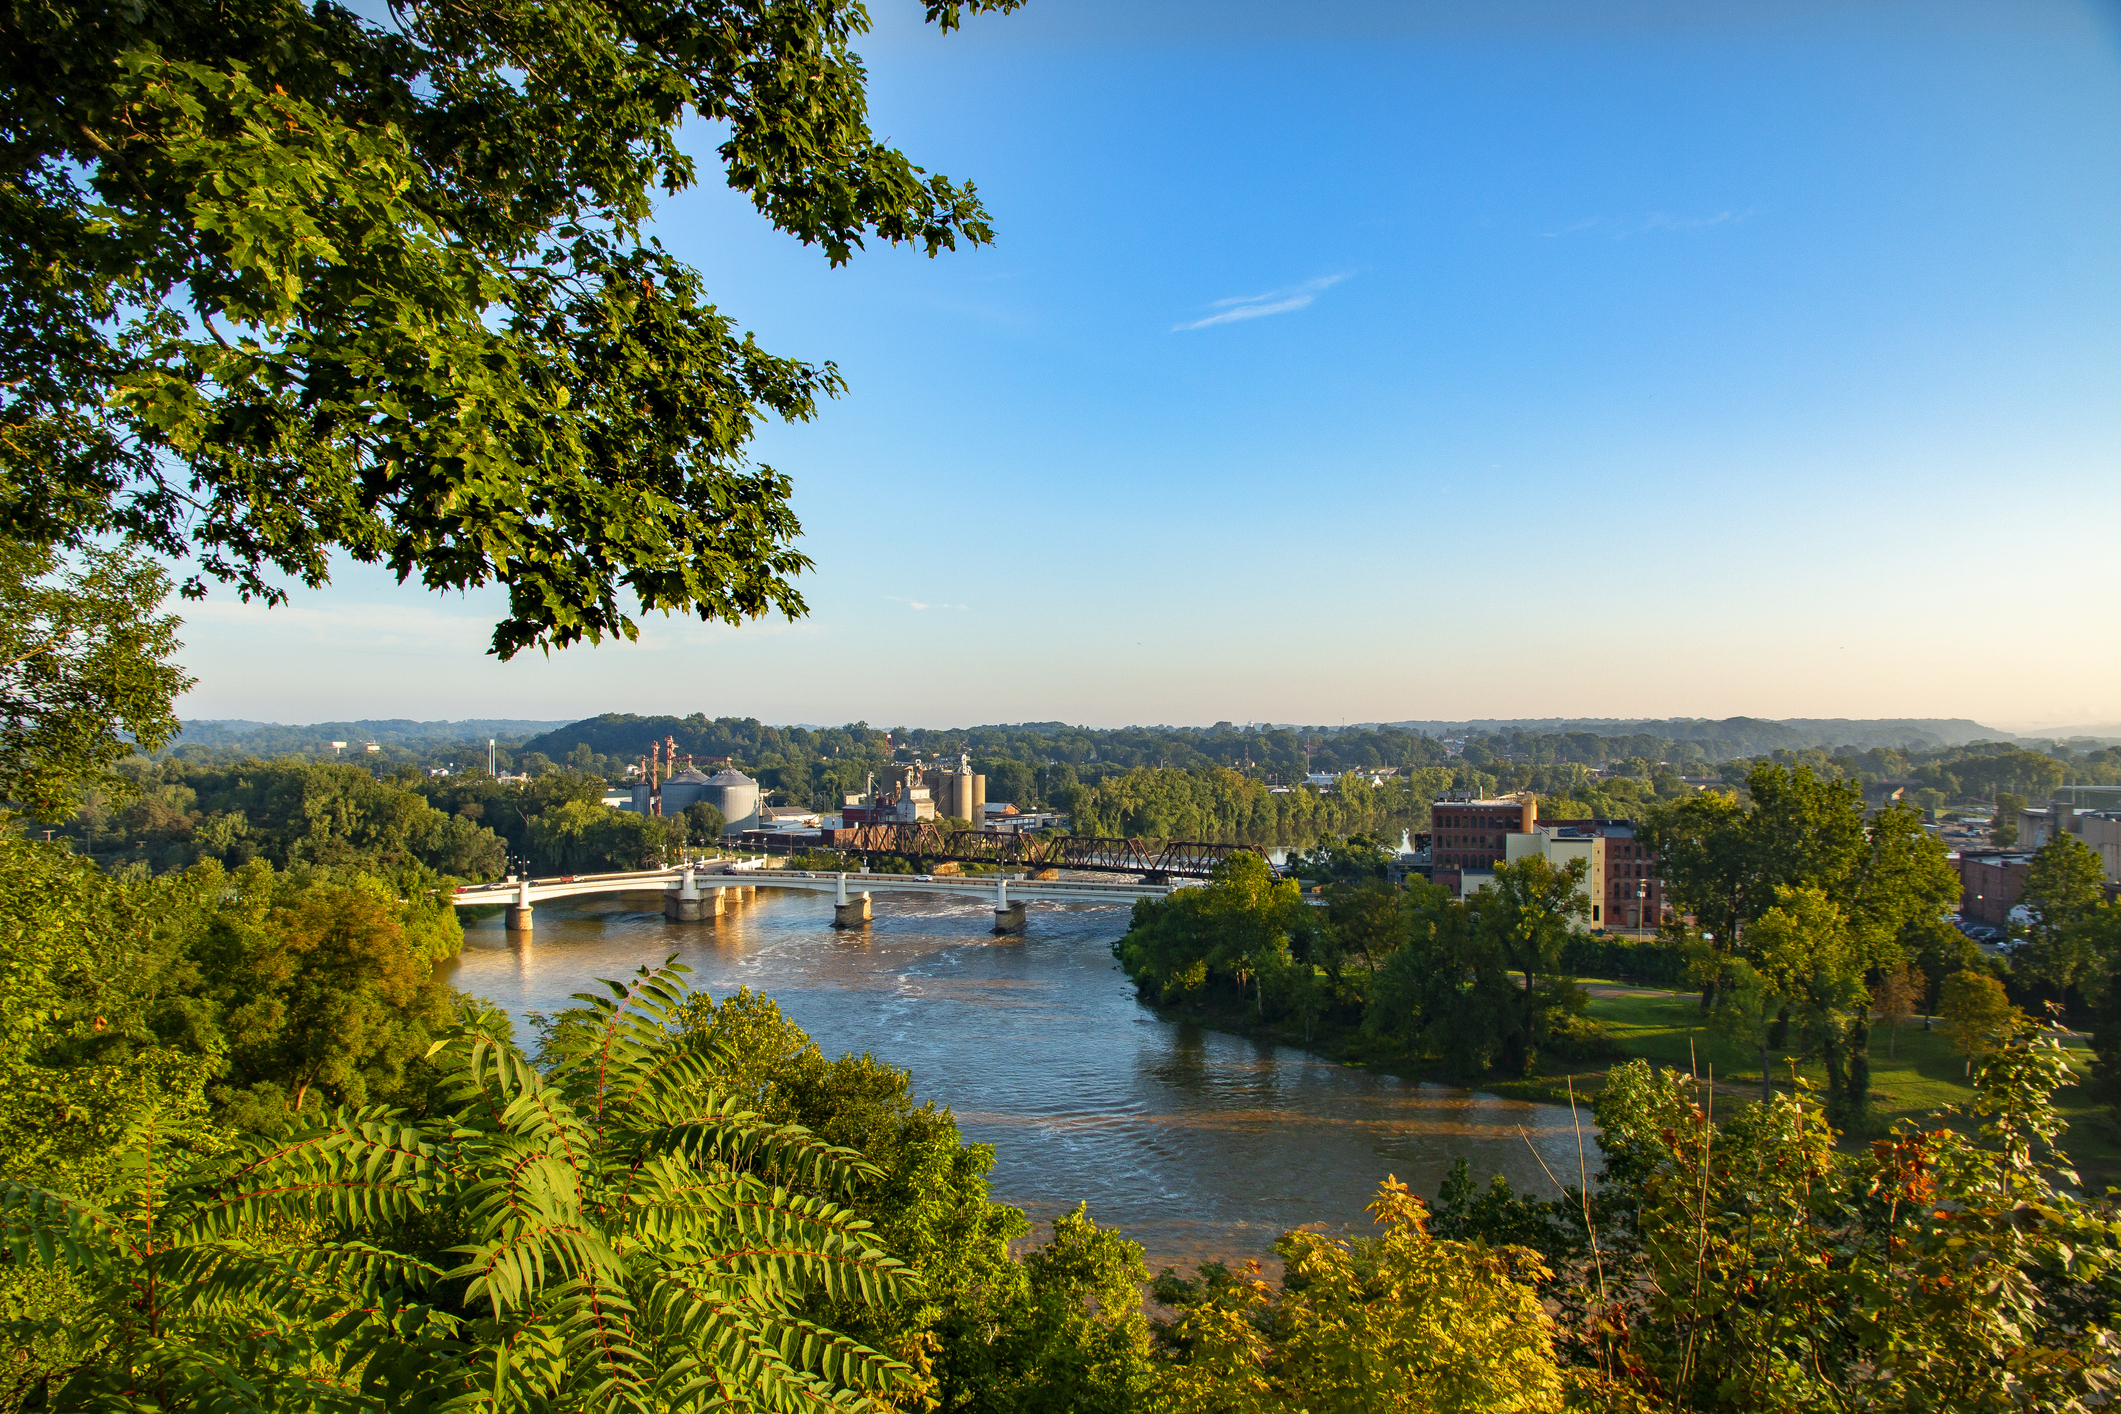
[{"left": 1, "top": 962, "right": 914, "bottom": 1411}]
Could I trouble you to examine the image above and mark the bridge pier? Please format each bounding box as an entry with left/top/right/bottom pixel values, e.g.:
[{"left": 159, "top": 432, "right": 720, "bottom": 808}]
[
  {"left": 665, "top": 865, "right": 705, "bottom": 921},
  {"left": 992, "top": 877, "right": 1026, "bottom": 935},
  {"left": 834, "top": 894, "right": 872, "bottom": 928},
  {"left": 506, "top": 876, "right": 534, "bottom": 933}
]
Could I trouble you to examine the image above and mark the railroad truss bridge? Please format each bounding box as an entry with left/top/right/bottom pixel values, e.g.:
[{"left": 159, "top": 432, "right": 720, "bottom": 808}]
[{"left": 825, "top": 824, "right": 1264, "bottom": 881}]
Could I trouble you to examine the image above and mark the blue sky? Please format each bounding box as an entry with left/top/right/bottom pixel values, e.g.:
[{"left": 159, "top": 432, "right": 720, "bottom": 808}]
[{"left": 177, "top": 0, "right": 2121, "bottom": 730}]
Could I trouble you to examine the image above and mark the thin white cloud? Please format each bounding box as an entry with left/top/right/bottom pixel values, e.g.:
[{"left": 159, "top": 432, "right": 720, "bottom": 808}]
[
  {"left": 1174, "top": 273, "right": 1350, "bottom": 331},
  {"left": 887, "top": 596, "right": 968, "bottom": 611},
  {"left": 1543, "top": 210, "right": 1754, "bottom": 239}
]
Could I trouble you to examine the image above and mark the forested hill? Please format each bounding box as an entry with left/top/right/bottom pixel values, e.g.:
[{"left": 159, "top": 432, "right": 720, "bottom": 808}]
[
  {"left": 1375, "top": 717, "right": 2002, "bottom": 755},
  {"left": 520, "top": 713, "right": 2017, "bottom": 781},
  {"left": 170, "top": 718, "right": 572, "bottom": 754}
]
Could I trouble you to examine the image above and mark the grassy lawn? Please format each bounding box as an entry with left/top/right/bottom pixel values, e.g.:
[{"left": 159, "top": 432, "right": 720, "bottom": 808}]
[{"left": 1566, "top": 982, "right": 2121, "bottom": 1186}]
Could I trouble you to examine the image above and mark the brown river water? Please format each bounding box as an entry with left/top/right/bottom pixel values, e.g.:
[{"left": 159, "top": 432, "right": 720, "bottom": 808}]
[{"left": 441, "top": 885, "right": 1596, "bottom": 1271}]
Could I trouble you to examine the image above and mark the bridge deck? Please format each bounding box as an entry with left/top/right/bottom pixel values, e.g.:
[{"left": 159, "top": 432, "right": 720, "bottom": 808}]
[{"left": 452, "top": 864, "right": 1179, "bottom": 910}]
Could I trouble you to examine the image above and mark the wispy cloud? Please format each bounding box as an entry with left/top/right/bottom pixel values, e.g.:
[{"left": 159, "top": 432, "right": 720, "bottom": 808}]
[
  {"left": 887, "top": 596, "right": 968, "bottom": 612},
  {"left": 1543, "top": 210, "right": 1754, "bottom": 240},
  {"left": 1173, "top": 273, "right": 1351, "bottom": 331}
]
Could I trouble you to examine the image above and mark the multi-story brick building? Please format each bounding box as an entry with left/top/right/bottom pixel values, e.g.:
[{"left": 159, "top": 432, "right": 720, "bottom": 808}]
[{"left": 1431, "top": 796, "right": 1536, "bottom": 872}]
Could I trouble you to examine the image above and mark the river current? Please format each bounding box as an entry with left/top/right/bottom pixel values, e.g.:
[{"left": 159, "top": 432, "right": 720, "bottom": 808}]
[{"left": 442, "top": 885, "right": 1595, "bottom": 1271}]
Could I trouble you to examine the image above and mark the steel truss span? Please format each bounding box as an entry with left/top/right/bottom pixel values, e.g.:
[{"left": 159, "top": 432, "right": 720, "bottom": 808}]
[{"left": 829, "top": 825, "right": 1263, "bottom": 879}]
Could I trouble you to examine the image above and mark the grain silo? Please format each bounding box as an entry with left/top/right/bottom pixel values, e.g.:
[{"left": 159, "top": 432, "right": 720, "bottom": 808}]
[
  {"left": 703, "top": 767, "right": 761, "bottom": 834},
  {"left": 659, "top": 767, "right": 714, "bottom": 816}
]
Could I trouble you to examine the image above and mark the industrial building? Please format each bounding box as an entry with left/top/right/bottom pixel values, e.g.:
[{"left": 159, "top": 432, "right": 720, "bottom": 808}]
[
  {"left": 2016, "top": 800, "right": 2121, "bottom": 884},
  {"left": 843, "top": 756, "right": 986, "bottom": 825},
  {"left": 627, "top": 765, "right": 761, "bottom": 834}
]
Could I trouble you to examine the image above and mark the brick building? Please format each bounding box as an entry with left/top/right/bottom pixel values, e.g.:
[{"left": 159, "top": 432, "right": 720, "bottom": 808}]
[
  {"left": 1956, "top": 850, "right": 2033, "bottom": 928},
  {"left": 1430, "top": 797, "right": 1536, "bottom": 871},
  {"left": 1508, "top": 819, "right": 1667, "bottom": 930}
]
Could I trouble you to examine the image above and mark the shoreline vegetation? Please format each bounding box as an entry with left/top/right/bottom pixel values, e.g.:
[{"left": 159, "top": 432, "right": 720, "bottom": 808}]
[{"left": 1113, "top": 766, "right": 2121, "bottom": 1192}]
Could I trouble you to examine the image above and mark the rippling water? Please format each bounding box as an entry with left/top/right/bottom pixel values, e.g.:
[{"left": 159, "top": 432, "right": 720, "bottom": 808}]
[{"left": 442, "top": 884, "right": 1596, "bottom": 1270}]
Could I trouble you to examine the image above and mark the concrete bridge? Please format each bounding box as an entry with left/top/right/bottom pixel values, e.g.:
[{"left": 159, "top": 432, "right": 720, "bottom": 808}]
[{"left": 452, "top": 861, "right": 1180, "bottom": 935}]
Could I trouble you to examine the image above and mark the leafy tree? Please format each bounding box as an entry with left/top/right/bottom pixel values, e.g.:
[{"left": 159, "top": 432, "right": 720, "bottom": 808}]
[
  {"left": 1368, "top": 884, "right": 1514, "bottom": 1075},
  {"left": 1466, "top": 855, "right": 1590, "bottom": 1076},
  {"left": 530, "top": 796, "right": 683, "bottom": 871},
  {"left": 1115, "top": 853, "right": 1305, "bottom": 1009},
  {"left": 1152, "top": 1177, "right": 1563, "bottom": 1414},
  {"left": 1907, "top": 916, "right": 1985, "bottom": 1025},
  {"left": 1641, "top": 765, "right": 1865, "bottom": 957},
  {"left": 1873, "top": 961, "right": 1924, "bottom": 1058},
  {"left": 682, "top": 799, "right": 726, "bottom": 843},
  {"left": 1941, "top": 969, "right": 2019, "bottom": 1076},
  {"left": 1311, "top": 879, "right": 1408, "bottom": 1005},
  {"left": 1993, "top": 791, "right": 2027, "bottom": 846},
  {"left": 1288, "top": 833, "right": 1391, "bottom": 884},
  {"left": 979, "top": 757, "right": 1037, "bottom": 810},
  {"left": 1738, "top": 887, "right": 1868, "bottom": 1118},
  {"left": 0, "top": 542, "right": 191, "bottom": 821},
  {"left": 1, "top": 963, "right": 917, "bottom": 1410},
  {"left": 189, "top": 866, "right": 460, "bottom": 1122},
  {"left": 2018, "top": 833, "right": 2110, "bottom": 992},
  {"left": 1591, "top": 1026, "right": 2115, "bottom": 1411},
  {"left": 973, "top": 1205, "right": 1159, "bottom": 1414},
  {"left": 7, "top": 0, "right": 1020, "bottom": 658}
]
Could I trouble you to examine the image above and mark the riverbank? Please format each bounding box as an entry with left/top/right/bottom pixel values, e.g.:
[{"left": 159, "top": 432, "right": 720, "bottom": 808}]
[{"left": 1132, "top": 978, "right": 2121, "bottom": 1184}]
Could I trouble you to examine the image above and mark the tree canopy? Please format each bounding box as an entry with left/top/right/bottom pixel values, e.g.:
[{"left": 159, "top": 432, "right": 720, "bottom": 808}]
[{"left": 4, "top": 0, "right": 1018, "bottom": 657}]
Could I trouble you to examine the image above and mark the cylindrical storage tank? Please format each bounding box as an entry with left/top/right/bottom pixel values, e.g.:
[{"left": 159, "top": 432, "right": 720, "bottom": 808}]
[
  {"left": 704, "top": 768, "right": 760, "bottom": 834},
  {"left": 660, "top": 768, "right": 713, "bottom": 816}
]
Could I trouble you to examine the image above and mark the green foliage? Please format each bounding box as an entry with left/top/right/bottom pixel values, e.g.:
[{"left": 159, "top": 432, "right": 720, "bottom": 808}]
[
  {"left": 1, "top": 962, "right": 918, "bottom": 1411},
  {"left": 64, "top": 755, "right": 510, "bottom": 882},
  {"left": 1114, "top": 854, "right": 1306, "bottom": 1011},
  {"left": 1467, "top": 856, "right": 1592, "bottom": 1075},
  {"left": 1286, "top": 833, "right": 1393, "bottom": 883},
  {"left": 1066, "top": 765, "right": 1434, "bottom": 843},
  {"left": 682, "top": 799, "right": 727, "bottom": 843},
  {"left": 1646, "top": 765, "right": 1958, "bottom": 1123},
  {"left": 0, "top": 832, "right": 468, "bottom": 1166},
  {"left": 7, "top": 0, "right": 1021, "bottom": 658},
  {"left": 1585, "top": 1027, "right": 2119, "bottom": 1411},
  {"left": 530, "top": 796, "right": 686, "bottom": 873},
  {"left": 1941, "top": 970, "right": 2020, "bottom": 1072},
  {"left": 2019, "top": 834, "right": 2111, "bottom": 991},
  {"left": 969, "top": 1205, "right": 1159, "bottom": 1414},
  {"left": 0, "top": 543, "right": 192, "bottom": 821},
  {"left": 1118, "top": 856, "right": 1593, "bottom": 1079},
  {"left": 1152, "top": 1177, "right": 1564, "bottom": 1414},
  {"left": 978, "top": 758, "right": 1037, "bottom": 810},
  {"left": 1560, "top": 931, "right": 1690, "bottom": 985}
]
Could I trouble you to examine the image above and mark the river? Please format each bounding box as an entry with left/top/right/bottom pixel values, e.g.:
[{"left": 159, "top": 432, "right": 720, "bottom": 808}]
[{"left": 442, "top": 885, "right": 1595, "bottom": 1271}]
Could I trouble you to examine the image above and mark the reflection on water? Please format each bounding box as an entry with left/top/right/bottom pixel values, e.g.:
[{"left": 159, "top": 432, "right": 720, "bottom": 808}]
[{"left": 442, "top": 886, "right": 1595, "bottom": 1269}]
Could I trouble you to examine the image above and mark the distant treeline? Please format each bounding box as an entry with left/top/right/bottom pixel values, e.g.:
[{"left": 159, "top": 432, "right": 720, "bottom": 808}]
[
  {"left": 128, "top": 717, "right": 2121, "bottom": 853},
  {"left": 56, "top": 758, "right": 731, "bottom": 881},
  {"left": 158, "top": 718, "right": 573, "bottom": 773}
]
